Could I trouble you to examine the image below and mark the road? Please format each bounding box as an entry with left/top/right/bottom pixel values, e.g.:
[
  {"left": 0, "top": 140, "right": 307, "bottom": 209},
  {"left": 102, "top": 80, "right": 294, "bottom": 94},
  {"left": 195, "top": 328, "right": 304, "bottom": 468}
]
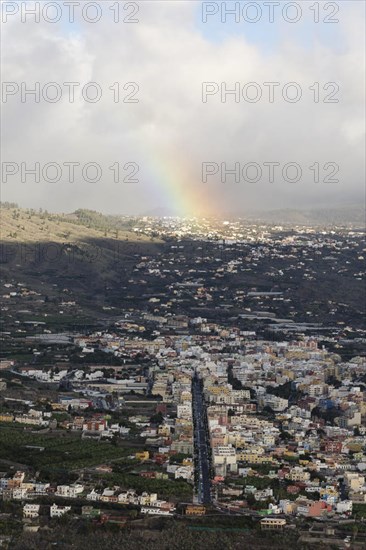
[{"left": 192, "top": 372, "right": 212, "bottom": 505}]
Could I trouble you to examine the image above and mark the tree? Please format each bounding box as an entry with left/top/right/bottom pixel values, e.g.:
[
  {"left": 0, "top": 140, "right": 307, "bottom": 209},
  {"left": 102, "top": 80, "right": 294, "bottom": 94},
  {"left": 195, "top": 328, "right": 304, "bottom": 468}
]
[
  {"left": 150, "top": 411, "right": 164, "bottom": 425},
  {"left": 262, "top": 405, "right": 275, "bottom": 418}
]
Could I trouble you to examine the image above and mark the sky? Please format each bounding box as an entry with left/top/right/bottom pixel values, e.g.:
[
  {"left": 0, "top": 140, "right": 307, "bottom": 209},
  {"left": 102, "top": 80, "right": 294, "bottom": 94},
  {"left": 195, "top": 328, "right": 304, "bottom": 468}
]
[{"left": 1, "top": 0, "right": 365, "bottom": 217}]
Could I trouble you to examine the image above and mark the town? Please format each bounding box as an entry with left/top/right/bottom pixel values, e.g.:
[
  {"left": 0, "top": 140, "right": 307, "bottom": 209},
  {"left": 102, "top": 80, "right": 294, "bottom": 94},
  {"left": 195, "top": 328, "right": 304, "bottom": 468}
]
[{"left": 0, "top": 207, "right": 365, "bottom": 549}]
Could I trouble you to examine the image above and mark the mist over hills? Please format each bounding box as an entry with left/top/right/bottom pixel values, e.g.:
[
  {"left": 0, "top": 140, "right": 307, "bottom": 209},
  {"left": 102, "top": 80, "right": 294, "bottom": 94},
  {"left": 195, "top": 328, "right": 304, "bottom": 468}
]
[
  {"left": 2, "top": 203, "right": 364, "bottom": 229},
  {"left": 141, "top": 207, "right": 182, "bottom": 218},
  {"left": 241, "top": 205, "right": 365, "bottom": 226},
  {"left": 2, "top": 202, "right": 364, "bottom": 226}
]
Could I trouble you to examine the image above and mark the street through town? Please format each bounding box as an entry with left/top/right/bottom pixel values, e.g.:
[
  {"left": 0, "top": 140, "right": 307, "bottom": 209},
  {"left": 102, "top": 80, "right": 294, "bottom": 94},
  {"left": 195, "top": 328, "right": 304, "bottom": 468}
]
[{"left": 192, "top": 372, "right": 212, "bottom": 505}]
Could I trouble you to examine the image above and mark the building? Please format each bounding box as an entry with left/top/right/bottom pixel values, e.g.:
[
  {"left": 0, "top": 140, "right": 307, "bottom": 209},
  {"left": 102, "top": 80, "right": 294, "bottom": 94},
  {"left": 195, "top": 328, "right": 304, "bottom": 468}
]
[
  {"left": 50, "top": 504, "right": 71, "bottom": 518},
  {"left": 212, "top": 445, "right": 237, "bottom": 476},
  {"left": 55, "top": 484, "right": 84, "bottom": 498},
  {"left": 260, "top": 518, "right": 286, "bottom": 530},
  {"left": 140, "top": 506, "right": 173, "bottom": 516},
  {"left": 336, "top": 500, "right": 353, "bottom": 514},
  {"left": 185, "top": 504, "right": 206, "bottom": 516},
  {"left": 286, "top": 467, "right": 311, "bottom": 482},
  {"left": 295, "top": 499, "right": 331, "bottom": 518},
  {"left": 344, "top": 472, "right": 365, "bottom": 492},
  {"left": 135, "top": 451, "right": 149, "bottom": 461},
  {"left": 23, "top": 504, "right": 40, "bottom": 518},
  {"left": 82, "top": 419, "right": 107, "bottom": 432},
  {"left": 0, "top": 413, "right": 13, "bottom": 422}
]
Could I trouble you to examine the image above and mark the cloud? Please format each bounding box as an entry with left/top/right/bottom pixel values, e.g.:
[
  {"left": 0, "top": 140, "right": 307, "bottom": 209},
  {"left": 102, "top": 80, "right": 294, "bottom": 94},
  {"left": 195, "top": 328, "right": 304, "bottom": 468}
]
[{"left": 2, "top": 1, "right": 365, "bottom": 215}]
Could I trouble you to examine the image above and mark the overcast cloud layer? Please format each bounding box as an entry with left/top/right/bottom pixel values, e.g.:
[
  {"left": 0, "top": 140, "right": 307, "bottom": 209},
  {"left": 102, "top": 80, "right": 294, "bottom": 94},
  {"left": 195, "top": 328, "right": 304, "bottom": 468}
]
[{"left": 1, "top": 1, "right": 365, "bottom": 216}]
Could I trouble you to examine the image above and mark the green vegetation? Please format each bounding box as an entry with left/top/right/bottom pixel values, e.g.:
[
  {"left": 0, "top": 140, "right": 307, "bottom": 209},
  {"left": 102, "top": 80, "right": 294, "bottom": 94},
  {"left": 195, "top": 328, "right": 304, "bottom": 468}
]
[
  {"left": 243, "top": 464, "right": 274, "bottom": 475},
  {"left": 104, "top": 469, "right": 192, "bottom": 499},
  {"left": 51, "top": 411, "right": 72, "bottom": 422},
  {"left": 149, "top": 411, "right": 164, "bottom": 425},
  {"left": 0, "top": 426, "right": 128, "bottom": 474},
  {"left": 228, "top": 476, "right": 270, "bottom": 490},
  {"left": 353, "top": 503, "right": 366, "bottom": 519},
  {"left": 0, "top": 516, "right": 21, "bottom": 535},
  {"left": 266, "top": 381, "right": 303, "bottom": 400}
]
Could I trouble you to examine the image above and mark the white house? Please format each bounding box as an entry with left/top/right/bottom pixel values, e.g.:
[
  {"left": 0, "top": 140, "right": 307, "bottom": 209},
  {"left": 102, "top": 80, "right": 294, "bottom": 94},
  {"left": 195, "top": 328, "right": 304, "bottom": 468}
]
[
  {"left": 55, "top": 484, "right": 84, "bottom": 498},
  {"left": 336, "top": 500, "right": 353, "bottom": 514},
  {"left": 23, "top": 504, "right": 40, "bottom": 518},
  {"left": 50, "top": 504, "right": 71, "bottom": 518},
  {"left": 140, "top": 506, "right": 173, "bottom": 516},
  {"left": 86, "top": 489, "right": 100, "bottom": 501},
  {"left": 174, "top": 466, "right": 193, "bottom": 481},
  {"left": 33, "top": 482, "right": 50, "bottom": 495}
]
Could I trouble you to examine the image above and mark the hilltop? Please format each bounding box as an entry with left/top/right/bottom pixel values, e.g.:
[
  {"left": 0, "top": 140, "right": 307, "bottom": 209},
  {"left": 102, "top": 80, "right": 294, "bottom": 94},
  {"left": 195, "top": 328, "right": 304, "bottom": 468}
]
[{"left": 1, "top": 206, "right": 156, "bottom": 244}]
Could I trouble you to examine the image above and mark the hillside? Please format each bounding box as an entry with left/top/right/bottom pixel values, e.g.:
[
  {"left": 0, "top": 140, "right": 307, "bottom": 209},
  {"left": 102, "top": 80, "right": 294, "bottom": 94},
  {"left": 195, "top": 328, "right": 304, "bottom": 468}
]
[
  {"left": 1, "top": 207, "right": 152, "bottom": 244},
  {"left": 0, "top": 206, "right": 164, "bottom": 312}
]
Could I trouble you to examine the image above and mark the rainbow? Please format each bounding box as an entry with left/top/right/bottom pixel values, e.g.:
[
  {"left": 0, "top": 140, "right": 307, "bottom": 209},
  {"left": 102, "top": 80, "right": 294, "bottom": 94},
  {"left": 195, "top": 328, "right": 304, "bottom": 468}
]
[{"left": 142, "top": 146, "right": 217, "bottom": 218}]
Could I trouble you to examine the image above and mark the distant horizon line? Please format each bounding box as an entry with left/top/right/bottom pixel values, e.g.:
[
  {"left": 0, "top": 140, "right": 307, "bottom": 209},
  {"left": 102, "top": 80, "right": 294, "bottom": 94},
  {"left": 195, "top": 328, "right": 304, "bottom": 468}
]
[{"left": 1, "top": 201, "right": 364, "bottom": 220}]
